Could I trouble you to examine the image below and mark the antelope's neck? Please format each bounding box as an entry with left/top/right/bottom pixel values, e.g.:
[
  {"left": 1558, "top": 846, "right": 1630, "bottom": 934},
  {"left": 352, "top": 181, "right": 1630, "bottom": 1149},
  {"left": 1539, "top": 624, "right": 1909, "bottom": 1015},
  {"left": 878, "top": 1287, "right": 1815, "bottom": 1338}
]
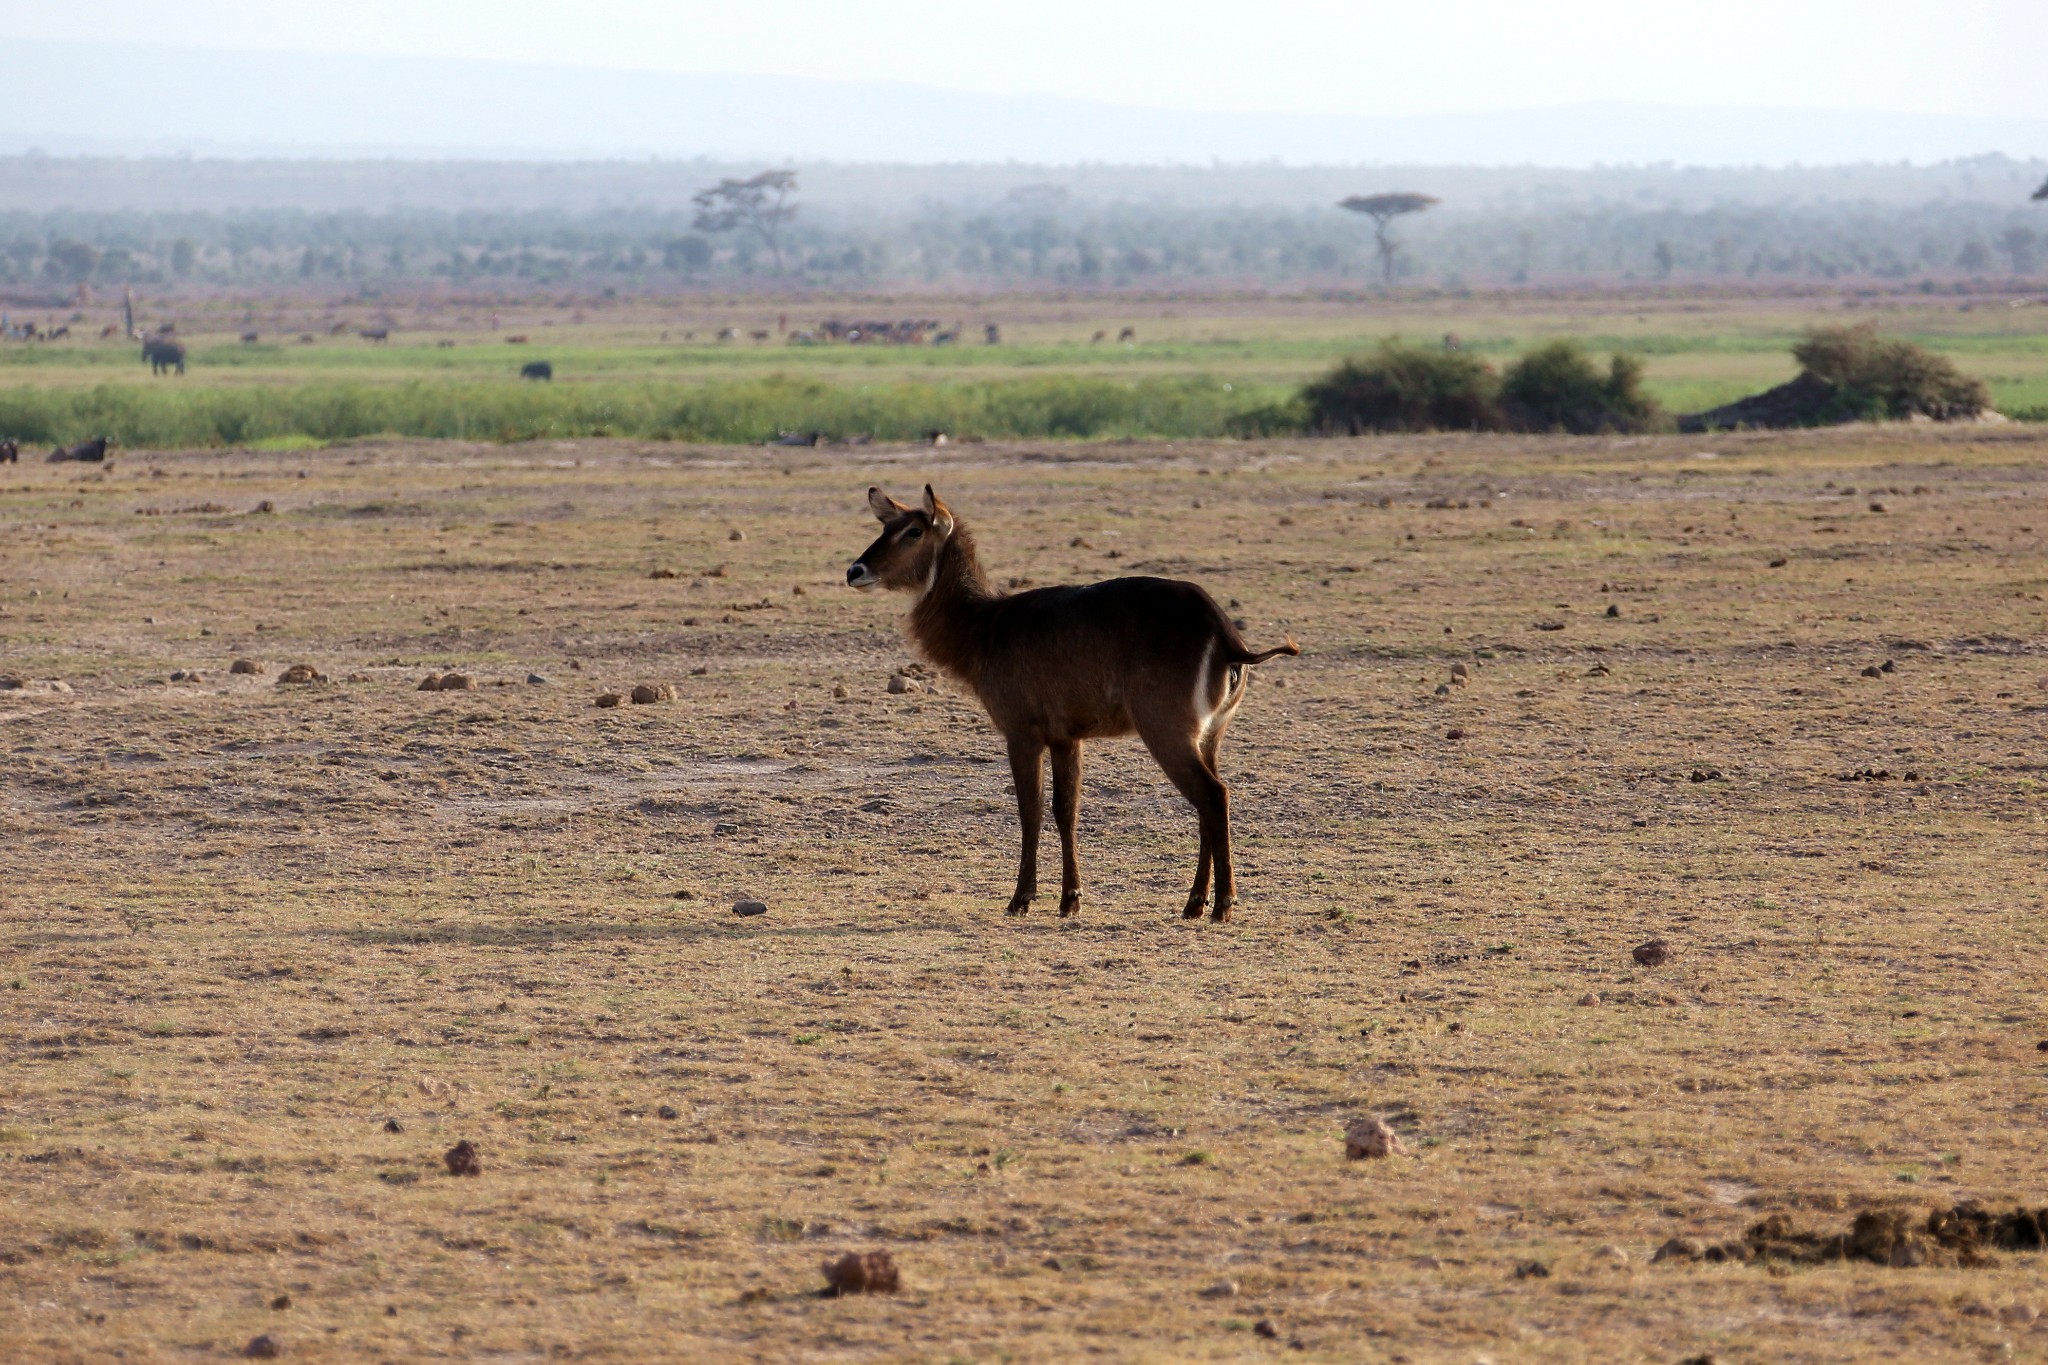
[{"left": 906, "top": 527, "right": 997, "bottom": 684}]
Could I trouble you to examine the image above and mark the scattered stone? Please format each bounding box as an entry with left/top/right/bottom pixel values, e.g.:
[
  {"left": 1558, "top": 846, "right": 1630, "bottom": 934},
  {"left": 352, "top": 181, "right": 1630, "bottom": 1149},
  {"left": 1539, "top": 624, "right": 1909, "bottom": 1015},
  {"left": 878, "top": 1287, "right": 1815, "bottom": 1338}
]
[
  {"left": 832, "top": 683, "right": 848, "bottom": 699},
  {"left": 1861, "top": 665, "right": 1885, "bottom": 678},
  {"left": 1198, "top": 1279, "right": 1239, "bottom": 1299},
  {"left": 169, "top": 669, "right": 200, "bottom": 682},
  {"left": 2002, "top": 1304, "right": 2040, "bottom": 1326},
  {"left": 1596, "top": 1244, "right": 1631, "bottom": 1266},
  {"left": 1880, "top": 659, "right": 1896, "bottom": 673},
  {"left": 229, "top": 659, "right": 262, "bottom": 675},
  {"left": 595, "top": 692, "right": 625, "bottom": 708},
  {"left": 630, "top": 683, "right": 676, "bottom": 704},
  {"left": 1434, "top": 684, "right": 1450, "bottom": 697},
  {"left": 443, "top": 1140, "right": 482, "bottom": 1177},
  {"left": 1514, "top": 1259, "right": 1550, "bottom": 1279},
  {"left": 254, "top": 500, "right": 275, "bottom": 514},
  {"left": 1445, "top": 727, "right": 1466, "bottom": 741},
  {"left": 671, "top": 889, "right": 695, "bottom": 900},
  {"left": 1769, "top": 557, "right": 1788, "bottom": 568},
  {"left": 276, "top": 664, "right": 326, "bottom": 685},
  {"left": 648, "top": 568, "right": 678, "bottom": 579},
  {"left": 1344, "top": 1115, "right": 1409, "bottom": 1160},
  {"left": 1605, "top": 603, "right": 1621, "bottom": 617},
  {"left": 1689, "top": 768, "right": 1721, "bottom": 782},
  {"left": 1577, "top": 993, "right": 1601, "bottom": 1007},
  {"left": 656, "top": 1105, "right": 680, "bottom": 1120},
  {"left": 1633, "top": 939, "right": 1672, "bottom": 967},
  {"left": 1869, "top": 502, "right": 1886, "bottom": 513},
  {"left": 1652, "top": 1236, "right": 1705, "bottom": 1263},
  {"left": 417, "top": 675, "right": 443, "bottom": 691},
  {"left": 1253, "top": 1319, "right": 1280, "bottom": 1339},
  {"left": 526, "top": 673, "right": 549, "bottom": 685},
  {"left": 886, "top": 673, "right": 918, "bottom": 695},
  {"left": 1677, "top": 1355, "right": 1719, "bottom": 1365},
  {"left": 383, "top": 1119, "right": 403, "bottom": 1134},
  {"left": 270, "top": 1294, "right": 292, "bottom": 1310},
  {"left": 732, "top": 899, "right": 769, "bottom": 917},
  {"left": 821, "top": 1249, "right": 900, "bottom": 1296},
  {"left": 243, "top": 1334, "right": 283, "bottom": 1359},
  {"left": 435, "top": 673, "right": 477, "bottom": 691},
  {"left": 728, "top": 528, "right": 746, "bottom": 542},
  {"left": 1449, "top": 662, "right": 1469, "bottom": 685}
]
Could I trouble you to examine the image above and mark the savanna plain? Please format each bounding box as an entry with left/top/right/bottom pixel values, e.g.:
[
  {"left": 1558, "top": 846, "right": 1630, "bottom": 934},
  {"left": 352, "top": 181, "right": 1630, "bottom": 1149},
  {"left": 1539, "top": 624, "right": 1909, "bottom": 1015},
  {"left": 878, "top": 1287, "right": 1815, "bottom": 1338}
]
[{"left": 2, "top": 421, "right": 2046, "bottom": 1363}]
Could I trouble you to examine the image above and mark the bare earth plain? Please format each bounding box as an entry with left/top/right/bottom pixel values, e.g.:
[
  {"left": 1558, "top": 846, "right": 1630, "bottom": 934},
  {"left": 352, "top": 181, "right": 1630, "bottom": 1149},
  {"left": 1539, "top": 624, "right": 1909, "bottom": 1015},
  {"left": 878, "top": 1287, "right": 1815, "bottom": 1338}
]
[{"left": 1, "top": 425, "right": 2046, "bottom": 1363}]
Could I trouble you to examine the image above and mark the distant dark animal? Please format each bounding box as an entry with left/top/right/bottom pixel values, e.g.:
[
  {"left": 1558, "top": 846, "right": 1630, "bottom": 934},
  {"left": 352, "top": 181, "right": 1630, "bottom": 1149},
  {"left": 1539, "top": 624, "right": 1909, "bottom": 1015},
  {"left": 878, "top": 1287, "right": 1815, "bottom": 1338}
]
[
  {"left": 142, "top": 337, "right": 186, "bottom": 375},
  {"left": 770, "top": 430, "right": 821, "bottom": 446},
  {"left": 520, "top": 360, "right": 553, "bottom": 381},
  {"left": 1442, "top": 332, "right": 1463, "bottom": 352},
  {"left": 240, "top": 331, "right": 259, "bottom": 344},
  {"left": 329, "top": 322, "right": 350, "bottom": 335},
  {"left": 435, "top": 339, "right": 456, "bottom": 348},
  {"left": 47, "top": 325, "right": 69, "bottom": 340},
  {"left": 716, "top": 327, "right": 739, "bottom": 343},
  {"left": 359, "top": 328, "right": 389, "bottom": 343},
  {"left": 48, "top": 437, "right": 108, "bottom": 463},
  {"left": 749, "top": 330, "right": 771, "bottom": 343},
  {"left": 1091, "top": 330, "right": 1107, "bottom": 344},
  {"left": 505, "top": 335, "right": 530, "bottom": 344},
  {"left": 984, "top": 323, "right": 1002, "bottom": 345},
  {"left": 0, "top": 437, "right": 18, "bottom": 463},
  {"left": 932, "top": 328, "right": 959, "bottom": 346},
  {"left": 1117, "top": 327, "right": 1136, "bottom": 343},
  {"left": 98, "top": 325, "right": 118, "bottom": 338}
]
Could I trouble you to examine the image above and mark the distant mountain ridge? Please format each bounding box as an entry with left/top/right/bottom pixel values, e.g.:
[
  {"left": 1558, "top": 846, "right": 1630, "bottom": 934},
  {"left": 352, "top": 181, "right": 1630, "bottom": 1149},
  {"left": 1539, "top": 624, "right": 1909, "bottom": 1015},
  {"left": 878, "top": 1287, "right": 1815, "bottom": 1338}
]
[{"left": 3, "top": 38, "right": 2047, "bottom": 170}]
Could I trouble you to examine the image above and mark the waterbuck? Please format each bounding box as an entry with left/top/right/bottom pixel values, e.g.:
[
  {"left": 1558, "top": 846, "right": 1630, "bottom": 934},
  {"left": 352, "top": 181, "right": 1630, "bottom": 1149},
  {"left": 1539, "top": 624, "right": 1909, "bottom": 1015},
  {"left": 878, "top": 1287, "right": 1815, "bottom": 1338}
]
[{"left": 847, "top": 486, "right": 1296, "bottom": 922}]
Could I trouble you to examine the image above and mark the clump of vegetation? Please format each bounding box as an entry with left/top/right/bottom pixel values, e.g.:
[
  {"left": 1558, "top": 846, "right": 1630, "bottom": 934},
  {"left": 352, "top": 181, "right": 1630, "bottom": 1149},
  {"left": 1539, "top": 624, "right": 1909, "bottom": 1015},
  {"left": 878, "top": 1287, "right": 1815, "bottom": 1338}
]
[
  {"left": 1300, "top": 339, "right": 1662, "bottom": 435},
  {"left": 1791, "top": 325, "right": 1990, "bottom": 421},
  {"left": 1300, "top": 342, "right": 1500, "bottom": 434},
  {"left": 1499, "top": 340, "right": 1665, "bottom": 434}
]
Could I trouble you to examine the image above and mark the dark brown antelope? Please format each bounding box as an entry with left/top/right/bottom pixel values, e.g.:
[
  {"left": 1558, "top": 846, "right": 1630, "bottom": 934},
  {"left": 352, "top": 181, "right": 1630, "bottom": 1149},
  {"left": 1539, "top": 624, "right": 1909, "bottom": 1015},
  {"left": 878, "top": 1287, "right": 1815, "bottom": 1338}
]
[{"left": 847, "top": 486, "right": 1296, "bottom": 922}]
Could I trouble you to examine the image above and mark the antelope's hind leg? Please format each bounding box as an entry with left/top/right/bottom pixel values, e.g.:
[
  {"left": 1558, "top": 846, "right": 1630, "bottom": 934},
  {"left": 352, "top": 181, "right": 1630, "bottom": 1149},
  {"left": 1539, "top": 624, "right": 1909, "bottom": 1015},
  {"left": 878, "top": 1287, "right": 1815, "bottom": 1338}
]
[
  {"left": 1004, "top": 739, "right": 1046, "bottom": 915},
  {"left": 1140, "top": 723, "right": 1233, "bottom": 924},
  {"left": 1049, "top": 741, "right": 1084, "bottom": 916}
]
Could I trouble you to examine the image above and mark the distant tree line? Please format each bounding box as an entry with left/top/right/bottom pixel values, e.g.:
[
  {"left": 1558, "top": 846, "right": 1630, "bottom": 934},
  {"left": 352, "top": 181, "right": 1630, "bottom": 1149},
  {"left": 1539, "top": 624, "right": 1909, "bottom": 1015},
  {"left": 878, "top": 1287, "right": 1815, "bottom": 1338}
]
[{"left": 0, "top": 197, "right": 2041, "bottom": 291}]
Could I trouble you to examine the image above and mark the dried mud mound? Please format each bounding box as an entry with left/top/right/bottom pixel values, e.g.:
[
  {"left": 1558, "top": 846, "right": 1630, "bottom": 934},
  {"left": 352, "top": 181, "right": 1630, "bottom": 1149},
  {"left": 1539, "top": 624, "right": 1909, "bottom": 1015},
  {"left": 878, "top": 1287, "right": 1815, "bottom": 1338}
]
[{"left": 1660, "top": 1203, "right": 2048, "bottom": 1268}]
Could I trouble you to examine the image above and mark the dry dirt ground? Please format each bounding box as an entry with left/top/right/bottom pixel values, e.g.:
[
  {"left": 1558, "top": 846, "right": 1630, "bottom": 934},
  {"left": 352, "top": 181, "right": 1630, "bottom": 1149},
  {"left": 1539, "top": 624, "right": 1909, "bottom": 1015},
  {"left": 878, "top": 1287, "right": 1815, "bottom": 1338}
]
[{"left": 2, "top": 426, "right": 2046, "bottom": 1363}]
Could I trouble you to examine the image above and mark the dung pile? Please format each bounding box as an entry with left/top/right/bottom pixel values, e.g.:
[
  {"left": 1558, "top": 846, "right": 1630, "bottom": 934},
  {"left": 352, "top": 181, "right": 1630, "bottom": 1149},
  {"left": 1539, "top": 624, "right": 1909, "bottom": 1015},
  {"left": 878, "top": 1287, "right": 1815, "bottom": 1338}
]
[{"left": 1657, "top": 1203, "right": 2048, "bottom": 1269}]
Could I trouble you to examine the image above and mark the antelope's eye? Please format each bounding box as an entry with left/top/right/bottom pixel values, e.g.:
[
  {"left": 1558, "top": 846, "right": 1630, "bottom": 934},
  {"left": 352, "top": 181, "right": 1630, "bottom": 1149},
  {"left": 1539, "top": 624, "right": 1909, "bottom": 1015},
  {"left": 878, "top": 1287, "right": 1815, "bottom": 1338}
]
[{"left": 905, "top": 526, "right": 924, "bottom": 540}]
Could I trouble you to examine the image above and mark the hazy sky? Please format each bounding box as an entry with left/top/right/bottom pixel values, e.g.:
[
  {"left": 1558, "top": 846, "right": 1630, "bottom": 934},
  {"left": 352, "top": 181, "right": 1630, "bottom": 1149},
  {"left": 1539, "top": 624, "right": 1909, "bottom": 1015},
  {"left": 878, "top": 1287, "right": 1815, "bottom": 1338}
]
[{"left": 5, "top": 0, "right": 2044, "bottom": 119}]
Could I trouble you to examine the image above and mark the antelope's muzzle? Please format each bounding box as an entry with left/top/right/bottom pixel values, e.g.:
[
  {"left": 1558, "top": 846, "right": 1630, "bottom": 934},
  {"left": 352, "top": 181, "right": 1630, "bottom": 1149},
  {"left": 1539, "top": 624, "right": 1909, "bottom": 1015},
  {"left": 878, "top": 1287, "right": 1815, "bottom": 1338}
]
[{"left": 846, "top": 561, "right": 876, "bottom": 589}]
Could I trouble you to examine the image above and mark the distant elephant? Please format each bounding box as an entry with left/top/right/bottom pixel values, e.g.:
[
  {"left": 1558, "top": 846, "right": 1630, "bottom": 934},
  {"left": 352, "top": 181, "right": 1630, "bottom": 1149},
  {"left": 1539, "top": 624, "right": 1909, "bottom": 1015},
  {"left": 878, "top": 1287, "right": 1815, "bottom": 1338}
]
[
  {"left": 141, "top": 337, "right": 186, "bottom": 375},
  {"left": 520, "top": 361, "right": 553, "bottom": 381}
]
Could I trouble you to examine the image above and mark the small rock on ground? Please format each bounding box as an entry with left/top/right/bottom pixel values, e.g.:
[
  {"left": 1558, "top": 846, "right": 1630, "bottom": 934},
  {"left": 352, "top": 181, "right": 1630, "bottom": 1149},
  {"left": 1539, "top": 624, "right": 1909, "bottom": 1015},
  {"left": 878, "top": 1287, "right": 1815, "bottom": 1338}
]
[
  {"left": 821, "top": 1249, "right": 899, "bottom": 1295},
  {"left": 230, "top": 659, "right": 262, "bottom": 675},
  {"left": 732, "top": 899, "right": 769, "bottom": 917},
  {"left": 243, "top": 1335, "right": 282, "bottom": 1359},
  {"left": 595, "top": 692, "right": 625, "bottom": 708},
  {"left": 1344, "top": 1115, "right": 1409, "bottom": 1159},
  {"left": 444, "top": 1140, "right": 482, "bottom": 1176},
  {"left": 1633, "top": 939, "right": 1672, "bottom": 967}
]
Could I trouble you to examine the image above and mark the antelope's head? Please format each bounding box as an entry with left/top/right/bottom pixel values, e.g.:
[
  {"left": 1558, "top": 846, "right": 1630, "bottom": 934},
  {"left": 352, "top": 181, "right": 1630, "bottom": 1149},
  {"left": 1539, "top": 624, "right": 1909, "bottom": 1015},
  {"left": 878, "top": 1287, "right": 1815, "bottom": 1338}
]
[{"left": 847, "top": 485, "right": 954, "bottom": 592}]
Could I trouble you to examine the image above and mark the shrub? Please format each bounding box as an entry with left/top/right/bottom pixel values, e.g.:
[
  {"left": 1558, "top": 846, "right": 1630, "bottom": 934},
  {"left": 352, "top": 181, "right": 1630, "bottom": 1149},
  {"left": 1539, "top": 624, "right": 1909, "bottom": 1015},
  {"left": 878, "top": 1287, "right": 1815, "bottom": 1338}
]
[
  {"left": 1301, "top": 342, "right": 1499, "bottom": 434},
  {"left": 1499, "top": 340, "right": 1664, "bottom": 434},
  {"left": 1790, "top": 325, "right": 1990, "bottom": 421}
]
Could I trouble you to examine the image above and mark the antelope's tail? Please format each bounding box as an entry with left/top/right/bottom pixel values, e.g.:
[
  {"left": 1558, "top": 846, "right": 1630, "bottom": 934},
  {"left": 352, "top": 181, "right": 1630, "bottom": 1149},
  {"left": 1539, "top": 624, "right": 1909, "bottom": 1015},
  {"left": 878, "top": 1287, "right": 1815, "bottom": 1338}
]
[{"left": 1229, "top": 636, "right": 1300, "bottom": 666}]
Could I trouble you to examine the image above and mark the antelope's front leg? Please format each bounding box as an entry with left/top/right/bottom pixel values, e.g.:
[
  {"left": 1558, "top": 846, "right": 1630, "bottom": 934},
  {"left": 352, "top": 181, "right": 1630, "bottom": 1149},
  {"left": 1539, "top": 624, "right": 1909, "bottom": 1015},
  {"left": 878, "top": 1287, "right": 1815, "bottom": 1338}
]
[{"left": 1005, "top": 740, "right": 1046, "bottom": 915}]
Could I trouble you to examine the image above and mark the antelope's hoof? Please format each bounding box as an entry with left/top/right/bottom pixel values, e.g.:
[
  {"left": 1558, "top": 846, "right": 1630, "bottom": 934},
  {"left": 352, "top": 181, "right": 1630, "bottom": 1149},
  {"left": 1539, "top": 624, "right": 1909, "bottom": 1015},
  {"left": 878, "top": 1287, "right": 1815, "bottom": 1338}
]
[
  {"left": 1058, "top": 891, "right": 1083, "bottom": 918},
  {"left": 1181, "top": 900, "right": 1206, "bottom": 920},
  {"left": 1209, "top": 901, "right": 1235, "bottom": 924},
  {"left": 1004, "top": 898, "right": 1032, "bottom": 917}
]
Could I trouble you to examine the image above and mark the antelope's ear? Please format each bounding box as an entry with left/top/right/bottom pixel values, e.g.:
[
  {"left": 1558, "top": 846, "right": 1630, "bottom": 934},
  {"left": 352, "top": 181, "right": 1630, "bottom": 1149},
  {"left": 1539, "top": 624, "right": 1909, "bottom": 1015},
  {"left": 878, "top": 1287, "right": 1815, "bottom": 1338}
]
[
  {"left": 868, "top": 486, "right": 908, "bottom": 522},
  {"left": 922, "top": 485, "right": 954, "bottom": 537}
]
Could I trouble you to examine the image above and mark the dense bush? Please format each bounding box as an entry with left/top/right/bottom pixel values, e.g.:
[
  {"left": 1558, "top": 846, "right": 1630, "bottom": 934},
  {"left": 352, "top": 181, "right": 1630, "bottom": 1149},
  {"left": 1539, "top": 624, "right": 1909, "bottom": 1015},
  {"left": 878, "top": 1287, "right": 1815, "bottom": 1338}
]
[
  {"left": 1791, "top": 325, "right": 1990, "bottom": 421},
  {"left": 1300, "top": 342, "right": 1500, "bottom": 434},
  {"left": 1499, "top": 340, "right": 1665, "bottom": 433}
]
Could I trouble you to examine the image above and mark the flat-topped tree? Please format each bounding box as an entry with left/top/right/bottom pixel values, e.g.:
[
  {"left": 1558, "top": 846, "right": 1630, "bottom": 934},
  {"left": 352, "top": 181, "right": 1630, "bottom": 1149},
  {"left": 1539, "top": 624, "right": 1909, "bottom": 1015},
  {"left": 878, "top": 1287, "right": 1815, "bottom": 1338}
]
[
  {"left": 693, "top": 170, "right": 799, "bottom": 275},
  {"left": 1338, "top": 191, "right": 1439, "bottom": 285}
]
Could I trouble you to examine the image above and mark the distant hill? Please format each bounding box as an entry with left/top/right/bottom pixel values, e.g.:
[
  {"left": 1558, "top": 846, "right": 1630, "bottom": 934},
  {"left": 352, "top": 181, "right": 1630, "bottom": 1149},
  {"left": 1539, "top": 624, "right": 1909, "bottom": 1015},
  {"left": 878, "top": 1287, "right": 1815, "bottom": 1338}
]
[{"left": 5, "top": 38, "right": 2048, "bottom": 171}]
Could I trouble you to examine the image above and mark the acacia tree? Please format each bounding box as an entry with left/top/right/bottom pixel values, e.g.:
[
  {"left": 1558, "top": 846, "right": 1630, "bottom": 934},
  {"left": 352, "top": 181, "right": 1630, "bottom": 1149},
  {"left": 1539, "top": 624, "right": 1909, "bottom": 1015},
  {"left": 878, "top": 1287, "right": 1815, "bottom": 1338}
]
[
  {"left": 692, "top": 170, "right": 799, "bottom": 275},
  {"left": 1338, "top": 192, "right": 1439, "bottom": 285}
]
